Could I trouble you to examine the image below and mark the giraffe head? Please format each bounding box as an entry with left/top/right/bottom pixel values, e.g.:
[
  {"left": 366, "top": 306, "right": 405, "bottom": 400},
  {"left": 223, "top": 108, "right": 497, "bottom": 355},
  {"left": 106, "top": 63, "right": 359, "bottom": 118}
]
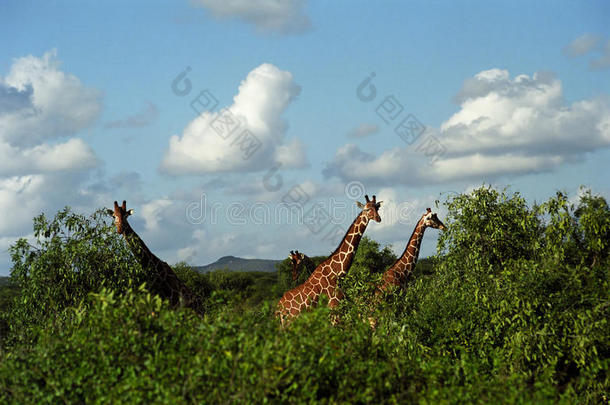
[
  {"left": 106, "top": 200, "right": 134, "bottom": 234},
  {"left": 356, "top": 194, "right": 383, "bottom": 223},
  {"left": 422, "top": 208, "right": 446, "bottom": 230},
  {"left": 289, "top": 250, "right": 306, "bottom": 266}
]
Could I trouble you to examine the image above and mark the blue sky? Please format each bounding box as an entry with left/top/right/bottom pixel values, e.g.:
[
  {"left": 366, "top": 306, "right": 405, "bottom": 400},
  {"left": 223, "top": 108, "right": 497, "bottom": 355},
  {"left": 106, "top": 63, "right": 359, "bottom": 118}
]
[{"left": 1, "top": 0, "right": 609, "bottom": 275}]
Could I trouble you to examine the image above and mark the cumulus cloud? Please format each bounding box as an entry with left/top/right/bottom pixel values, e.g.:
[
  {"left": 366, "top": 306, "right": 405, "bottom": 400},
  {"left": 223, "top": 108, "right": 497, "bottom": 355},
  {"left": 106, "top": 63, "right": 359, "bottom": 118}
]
[
  {"left": 0, "top": 50, "right": 101, "bottom": 177},
  {"left": 325, "top": 69, "right": 610, "bottom": 185},
  {"left": 0, "top": 50, "right": 103, "bottom": 272},
  {"left": 562, "top": 33, "right": 600, "bottom": 57},
  {"left": 0, "top": 172, "right": 95, "bottom": 236},
  {"left": 323, "top": 144, "right": 421, "bottom": 186},
  {"left": 440, "top": 69, "right": 610, "bottom": 157},
  {"left": 190, "top": 0, "right": 310, "bottom": 34},
  {"left": 0, "top": 49, "right": 102, "bottom": 147},
  {"left": 347, "top": 123, "right": 379, "bottom": 138},
  {"left": 104, "top": 102, "right": 159, "bottom": 129},
  {"left": 160, "top": 63, "right": 307, "bottom": 175},
  {"left": 0, "top": 138, "right": 98, "bottom": 176}
]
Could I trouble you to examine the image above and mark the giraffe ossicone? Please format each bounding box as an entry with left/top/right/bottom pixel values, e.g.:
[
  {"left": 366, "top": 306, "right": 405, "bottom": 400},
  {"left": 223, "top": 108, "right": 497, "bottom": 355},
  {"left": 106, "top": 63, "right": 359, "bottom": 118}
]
[{"left": 277, "top": 194, "right": 383, "bottom": 327}]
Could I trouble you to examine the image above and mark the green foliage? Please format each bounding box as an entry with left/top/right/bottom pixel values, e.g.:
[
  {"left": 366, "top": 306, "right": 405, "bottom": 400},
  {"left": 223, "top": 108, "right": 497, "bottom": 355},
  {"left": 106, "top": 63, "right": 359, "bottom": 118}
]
[
  {"left": 438, "top": 185, "right": 542, "bottom": 277},
  {"left": 0, "top": 280, "right": 18, "bottom": 343},
  {"left": 2, "top": 208, "right": 205, "bottom": 346},
  {"left": 172, "top": 262, "right": 213, "bottom": 301},
  {"left": 340, "top": 236, "right": 397, "bottom": 312},
  {"left": 0, "top": 187, "right": 608, "bottom": 403},
  {"left": 539, "top": 189, "right": 610, "bottom": 268},
  {"left": 4, "top": 207, "right": 149, "bottom": 344}
]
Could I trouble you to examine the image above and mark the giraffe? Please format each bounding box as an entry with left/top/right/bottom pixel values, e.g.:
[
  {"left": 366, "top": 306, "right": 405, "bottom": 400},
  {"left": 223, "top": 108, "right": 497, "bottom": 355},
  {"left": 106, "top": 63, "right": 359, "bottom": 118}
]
[
  {"left": 107, "top": 200, "right": 204, "bottom": 315},
  {"left": 288, "top": 250, "right": 315, "bottom": 285},
  {"left": 277, "top": 195, "right": 382, "bottom": 326},
  {"left": 378, "top": 208, "right": 445, "bottom": 293},
  {"left": 288, "top": 250, "right": 306, "bottom": 284}
]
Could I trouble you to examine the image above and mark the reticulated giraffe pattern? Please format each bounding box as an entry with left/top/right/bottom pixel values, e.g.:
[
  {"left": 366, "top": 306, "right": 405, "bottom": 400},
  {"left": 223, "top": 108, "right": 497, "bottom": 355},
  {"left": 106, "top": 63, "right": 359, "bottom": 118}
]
[
  {"left": 107, "top": 200, "right": 203, "bottom": 315},
  {"left": 277, "top": 195, "right": 382, "bottom": 326},
  {"left": 378, "top": 208, "right": 445, "bottom": 292}
]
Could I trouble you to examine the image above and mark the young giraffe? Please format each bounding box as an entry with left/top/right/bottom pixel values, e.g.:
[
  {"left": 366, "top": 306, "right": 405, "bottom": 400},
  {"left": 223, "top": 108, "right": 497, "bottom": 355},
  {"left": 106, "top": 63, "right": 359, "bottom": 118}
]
[
  {"left": 378, "top": 208, "right": 446, "bottom": 293},
  {"left": 277, "top": 195, "right": 382, "bottom": 326},
  {"left": 288, "top": 250, "right": 305, "bottom": 283},
  {"left": 288, "top": 250, "right": 313, "bottom": 284},
  {"left": 107, "top": 200, "right": 204, "bottom": 315}
]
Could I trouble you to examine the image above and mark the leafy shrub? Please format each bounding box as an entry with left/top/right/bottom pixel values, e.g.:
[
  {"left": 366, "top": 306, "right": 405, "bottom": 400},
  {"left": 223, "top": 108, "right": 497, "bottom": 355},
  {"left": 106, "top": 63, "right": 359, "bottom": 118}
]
[
  {"left": 3, "top": 208, "right": 204, "bottom": 346},
  {"left": 0, "top": 186, "right": 608, "bottom": 403}
]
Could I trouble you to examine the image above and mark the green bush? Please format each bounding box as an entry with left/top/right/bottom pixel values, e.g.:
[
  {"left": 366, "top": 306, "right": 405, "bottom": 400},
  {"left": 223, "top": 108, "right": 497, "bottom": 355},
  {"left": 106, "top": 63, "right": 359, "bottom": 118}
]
[
  {"left": 4, "top": 208, "right": 147, "bottom": 345},
  {"left": 3, "top": 208, "right": 205, "bottom": 346},
  {"left": 0, "top": 186, "right": 608, "bottom": 403}
]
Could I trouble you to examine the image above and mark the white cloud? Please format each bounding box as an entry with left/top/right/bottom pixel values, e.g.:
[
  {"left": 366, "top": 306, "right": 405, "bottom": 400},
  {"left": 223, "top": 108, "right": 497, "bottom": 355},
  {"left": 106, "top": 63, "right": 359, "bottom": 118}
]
[
  {"left": 440, "top": 70, "right": 610, "bottom": 157},
  {"left": 0, "top": 172, "right": 96, "bottom": 236},
  {"left": 563, "top": 33, "right": 600, "bottom": 57},
  {"left": 160, "top": 63, "right": 307, "bottom": 175},
  {"left": 274, "top": 137, "right": 309, "bottom": 168},
  {"left": 0, "top": 49, "right": 102, "bottom": 147},
  {"left": 347, "top": 123, "right": 379, "bottom": 138},
  {"left": 0, "top": 138, "right": 98, "bottom": 176},
  {"left": 0, "top": 50, "right": 101, "bottom": 177},
  {"left": 190, "top": 0, "right": 310, "bottom": 34},
  {"left": 325, "top": 69, "right": 610, "bottom": 185},
  {"left": 0, "top": 50, "right": 103, "bottom": 273},
  {"left": 140, "top": 198, "right": 173, "bottom": 232},
  {"left": 323, "top": 143, "right": 422, "bottom": 185}
]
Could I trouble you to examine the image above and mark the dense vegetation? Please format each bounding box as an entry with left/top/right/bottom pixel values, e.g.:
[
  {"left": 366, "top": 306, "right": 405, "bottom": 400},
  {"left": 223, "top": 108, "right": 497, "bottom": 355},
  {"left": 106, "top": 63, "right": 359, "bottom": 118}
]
[{"left": 0, "top": 186, "right": 608, "bottom": 403}]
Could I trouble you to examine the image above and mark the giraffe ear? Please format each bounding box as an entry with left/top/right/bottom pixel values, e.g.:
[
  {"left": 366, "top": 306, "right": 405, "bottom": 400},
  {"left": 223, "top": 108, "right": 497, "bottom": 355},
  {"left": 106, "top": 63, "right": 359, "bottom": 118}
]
[
  {"left": 127, "top": 209, "right": 134, "bottom": 216},
  {"left": 105, "top": 209, "right": 114, "bottom": 216},
  {"left": 356, "top": 201, "right": 365, "bottom": 209},
  {"left": 377, "top": 201, "right": 383, "bottom": 207}
]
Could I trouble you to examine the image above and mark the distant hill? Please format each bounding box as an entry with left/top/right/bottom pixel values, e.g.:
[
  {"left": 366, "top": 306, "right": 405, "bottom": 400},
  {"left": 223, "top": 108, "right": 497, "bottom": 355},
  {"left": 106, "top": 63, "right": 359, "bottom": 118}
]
[
  {"left": 193, "top": 256, "right": 282, "bottom": 273},
  {"left": 0, "top": 276, "right": 13, "bottom": 287}
]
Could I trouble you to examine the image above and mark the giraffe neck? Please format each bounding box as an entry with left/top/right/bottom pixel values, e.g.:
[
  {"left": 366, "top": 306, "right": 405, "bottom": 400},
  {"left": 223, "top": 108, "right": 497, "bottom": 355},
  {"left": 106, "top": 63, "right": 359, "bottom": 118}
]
[
  {"left": 120, "top": 219, "right": 203, "bottom": 314},
  {"left": 328, "top": 212, "right": 370, "bottom": 278},
  {"left": 121, "top": 220, "right": 158, "bottom": 265},
  {"left": 386, "top": 218, "right": 426, "bottom": 284},
  {"left": 291, "top": 262, "right": 298, "bottom": 282}
]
